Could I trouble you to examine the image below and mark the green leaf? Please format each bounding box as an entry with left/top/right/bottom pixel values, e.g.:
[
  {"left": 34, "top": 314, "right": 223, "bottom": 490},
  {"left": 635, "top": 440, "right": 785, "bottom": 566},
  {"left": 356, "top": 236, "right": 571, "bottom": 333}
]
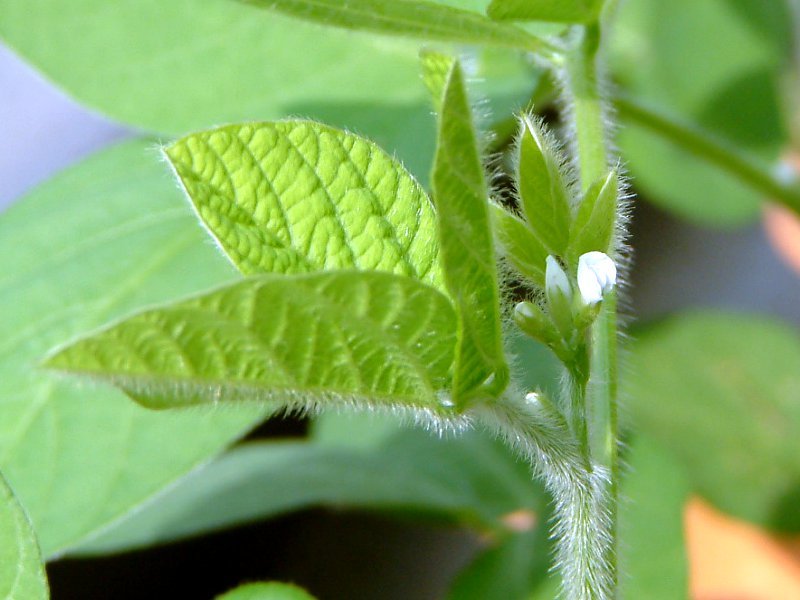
[
  {"left": 420, "top": 50, "right": 456, "bottom": 114},
  {"left": 432, "top": 60, "right": 509, "bottom": 404},
  {"left": 619, "top": 437, "right": 690, "bottom": 599},
  {"left": 487, "top": 0, "right": 602, "bottom": 24},
  {"left": 0, "top": 140, "right": 267, "bottom": 557},
  {"left": 216, "top": 582, "right": 316, "bottom": 600},
  {"left": 624, "top": 312, "right": 800, "bottom": 531},
  {"left": 73, "top": 430, "right": 547, "bottom": 555},
  {"left": 46, "top": 271, "right": 457, "bottom": 411},
  {"left": 490, "top": 203, "right": 547, "bottom": 288},
  {"left": 0, "top": 473, "right": 48, "bottom": 600},
  {"left": 448, "top": 528, "right": 550, "bottom": 600},
  {"left": 515, "top": 116, "right": 572, "bottom": 256},
  {"left": 611, "top": 0, "right": 790, "bottom": 226},
  {"left": 245, "top": 0, "right": 547, "bottom": 51},
  {"left": 566, "top": 168, "right": 617, "bottom": 265},
  {"left": 166, "top": 121, "right": 445, "bottom": 293}
]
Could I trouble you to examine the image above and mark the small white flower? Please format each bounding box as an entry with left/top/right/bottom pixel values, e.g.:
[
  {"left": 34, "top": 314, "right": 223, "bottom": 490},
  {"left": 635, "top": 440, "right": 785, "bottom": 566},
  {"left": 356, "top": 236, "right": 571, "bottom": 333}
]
[
  {"left": 545, "top": 255, "right": 572, "bottom": 302},
  {"left": 577, "top": 251, "right": 617, "bottom": 306}
]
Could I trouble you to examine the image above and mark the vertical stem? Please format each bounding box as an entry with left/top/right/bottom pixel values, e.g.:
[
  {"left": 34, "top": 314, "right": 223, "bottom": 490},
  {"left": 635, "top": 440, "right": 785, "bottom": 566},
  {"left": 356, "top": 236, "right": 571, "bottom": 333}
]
[{"left": 565, "top": 22, "right": 620, "bottom": 594}]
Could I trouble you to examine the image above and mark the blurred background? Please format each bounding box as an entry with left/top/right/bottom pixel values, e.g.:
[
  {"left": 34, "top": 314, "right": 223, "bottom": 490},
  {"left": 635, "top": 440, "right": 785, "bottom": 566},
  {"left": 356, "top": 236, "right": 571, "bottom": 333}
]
[{"left": 2, "top": 1, "right": 800, "bottom": 598}]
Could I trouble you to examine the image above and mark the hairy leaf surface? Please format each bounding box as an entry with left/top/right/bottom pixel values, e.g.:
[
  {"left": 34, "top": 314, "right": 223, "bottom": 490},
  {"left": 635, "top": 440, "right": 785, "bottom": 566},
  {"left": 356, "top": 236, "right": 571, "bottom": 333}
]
[
  {"left": 245, "top": 0, "right": 545, "bottom": 50},
  {"left": 166, "top": 122, "right": 444, "bottom": 291},
  {"left": 490, "top": 204, "right": 547, "bottom": 288},
  {"left": 432, "top": 61, "right": 509, "bottom": 404},
  {"left": 0, "top": 474, "right": 48, "bottom": 600},
  {"left": 46, "top": 272, "right": 457, "bottom": 411},
  {"left": 515, "top": 116, "right": 571, "bottom": 257}
]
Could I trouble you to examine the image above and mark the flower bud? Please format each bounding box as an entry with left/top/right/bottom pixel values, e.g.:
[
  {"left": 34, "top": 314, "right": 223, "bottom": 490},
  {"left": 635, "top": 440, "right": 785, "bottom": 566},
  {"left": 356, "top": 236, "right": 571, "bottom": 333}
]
[
  {"left": 545, "top": 255, "right": 573, "bottom": 337},
  {"left": 577, "top": 251, "right": 617, "bottom": 306}
]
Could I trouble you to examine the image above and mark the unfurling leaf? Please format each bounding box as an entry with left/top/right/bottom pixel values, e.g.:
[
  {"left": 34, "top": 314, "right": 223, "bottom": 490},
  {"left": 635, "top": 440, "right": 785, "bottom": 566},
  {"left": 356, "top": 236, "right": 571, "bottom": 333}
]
[
  {"left": 515, "top": 115, "right": 572, "bottom": 256},
  {"left": 490, "top": 203, "right": 548, "bottom": 288},
  {"left": 567, "top": 169, "right": 618, "bottom": 265},
  {"left": 166, "top": 121, "right": 445, "bottom": 292},
  {"left": 45, "top": 271, "right": 457, "bottom": 412},
  {"left": 431, "top": 59, "right": 509, "bottom": 405}
]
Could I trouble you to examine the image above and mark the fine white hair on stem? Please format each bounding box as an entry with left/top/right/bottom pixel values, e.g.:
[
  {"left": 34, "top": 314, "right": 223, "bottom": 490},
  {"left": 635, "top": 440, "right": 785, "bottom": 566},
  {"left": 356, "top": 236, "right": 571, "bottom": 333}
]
[{"left": 475, "top": 392, "right": 613, "bottom": 600}]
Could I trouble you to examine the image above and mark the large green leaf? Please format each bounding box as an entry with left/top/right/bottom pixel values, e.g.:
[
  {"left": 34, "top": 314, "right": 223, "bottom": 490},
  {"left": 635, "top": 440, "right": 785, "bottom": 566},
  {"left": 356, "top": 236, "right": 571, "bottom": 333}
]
[
  {"left": 0, "top": 473, "right": 48, "bottom": 600},
  {"left": 46, "top": 271, "right": 457, "bottom": 411},
  {"left": 487, "top": 0, "right": 602, "bottom": 24},
  {"left": 0, "top": 1, "right": 529, "bottom": 142},
  {"left": 0, "top": 140, "right": 267, "bottom": 557},
  {"left": 245, "top": 0, "right": 546, "bottom": 51},
  {"left": 432, "top": 60, "right": 509, "bottom": 404},
  {"left": 612, "top": 0, "right": 791, "bottom": 226},
  {"left": 618, "top": 437, "right": 689, "bottom": 599},
  {"left": 166, "top": 122, "right": 444, "bottom": 291},
  {"left": 73, "top": 430, "right": 547, "bottom": 555},
  {"left": 216, "top": 583, "right": 316, "bottom": 600},
  {"left": 625, "top": 312, "right": 800, "bottom": 531}
]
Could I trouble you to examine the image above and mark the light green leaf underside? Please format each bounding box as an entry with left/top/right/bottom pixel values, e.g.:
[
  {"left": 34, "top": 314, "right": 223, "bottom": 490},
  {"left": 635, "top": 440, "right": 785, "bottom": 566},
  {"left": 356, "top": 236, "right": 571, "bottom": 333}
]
[
  {"left": 0, "top": 140, "right": 267, "bottom": 558},
  {"left": 46, "top": 272, "right": 457, "bottom": 411},
  {"left": 619, "top": 437, "right": 689, "bottom": 599},
  {"left": 166, "top": 122, "right": 445, "bottom": 293},
  {"left": 432, "top": 60, "right": 509, "bottom": 403},
  {"left": 0, "top": 474, "right": 48, "bottom": 600},
  {"left": 216, "top": 583, "right": 316, "bottom": 600},
  {"left": 245, "top": 0, "right": 544, "bottom": 51},
  {"left": 487, "top": 0, "right": 602, "bottom": 23},
  {"left": 625, "top": 312, "right": 800, "bottom": 531},
  {"left": 74, "top": 429, "right": 546, "bottom": 555}
]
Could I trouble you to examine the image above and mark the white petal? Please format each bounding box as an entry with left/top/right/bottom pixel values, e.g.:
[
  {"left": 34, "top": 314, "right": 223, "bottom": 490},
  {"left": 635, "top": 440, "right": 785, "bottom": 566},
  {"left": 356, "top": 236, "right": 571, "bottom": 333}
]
[
  {"left": 545, "top": 255, "right": 572, "bottom": 300},
  {"left": 577, "top": 252, "right": 616, "bottom": 305}
]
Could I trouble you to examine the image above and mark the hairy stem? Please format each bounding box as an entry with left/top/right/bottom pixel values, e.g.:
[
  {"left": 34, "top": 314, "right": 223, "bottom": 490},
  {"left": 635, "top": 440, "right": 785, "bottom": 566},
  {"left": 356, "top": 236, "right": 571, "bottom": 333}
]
[
  {"left": 616, "top": 95, "right": 800, "bottom": 216},
  {"left": 564, "top": 22, "right": 619, "bottom": 596},
  {"left": 478, "top": 394, "right": 612, "bottom": 600}
]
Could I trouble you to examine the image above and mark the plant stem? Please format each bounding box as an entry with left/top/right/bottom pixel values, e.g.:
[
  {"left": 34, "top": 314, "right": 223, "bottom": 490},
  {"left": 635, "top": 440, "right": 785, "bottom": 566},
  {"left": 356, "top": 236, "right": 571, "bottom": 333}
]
[
  {"left": 616, "top": 95, "right": 800, "bottom": 216},
  {"left": 564, "top": 22, "right": 619, "bottom": 596}
]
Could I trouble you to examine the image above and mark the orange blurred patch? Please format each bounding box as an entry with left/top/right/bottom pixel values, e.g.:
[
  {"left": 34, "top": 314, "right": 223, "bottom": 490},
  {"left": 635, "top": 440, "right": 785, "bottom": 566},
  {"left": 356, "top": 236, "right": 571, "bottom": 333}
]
[
  {"left": 686, "top": 497, "right": 800, "bottom": 600},
  {"left": 763, "top": 203, "right": 800, "bottom": 275}
]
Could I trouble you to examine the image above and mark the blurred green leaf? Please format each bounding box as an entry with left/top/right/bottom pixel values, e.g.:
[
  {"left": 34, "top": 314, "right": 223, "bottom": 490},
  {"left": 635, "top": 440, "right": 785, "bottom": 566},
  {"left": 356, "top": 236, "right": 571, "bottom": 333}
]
[
  {"left": 432, "top": 60, "right": 509, "bottom": 404},
  {"left": 0, "top": 140, "right": 267, "bottom": 557},
  {"left": 0, "top": 1, "right": 530, "bottom": 166},
  {"left": 448, "top": 527, "right": 550, "bottom": 600},
  {"left": 612, "top": 0, "right": 791, "bottom": 226},
  {"left": 166, "top": 122, "right": 444, "bottom": 291},
  {"left": 46, "top": 272, "right": 457, "bottom": 411},
  {"left": 244, "top": 0, "right": 546, "bottom": 51},
  {"left": 625, "top": 312, "right": 800, "bottom": 531},
  {"left": 487, "top": 0, "right": 602, "bottom": 24},
  {"left": 74, "top": 430, "right": 548, "bottom": 556},
  {"left": 619, "top": 437, "right": 690, "bottom": 599},
  {"left": 216, "top": 582, "right": 316, "bottom": 600},
  {"left": 0, "top": 473, "right": 48, "bottom": 600}
]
